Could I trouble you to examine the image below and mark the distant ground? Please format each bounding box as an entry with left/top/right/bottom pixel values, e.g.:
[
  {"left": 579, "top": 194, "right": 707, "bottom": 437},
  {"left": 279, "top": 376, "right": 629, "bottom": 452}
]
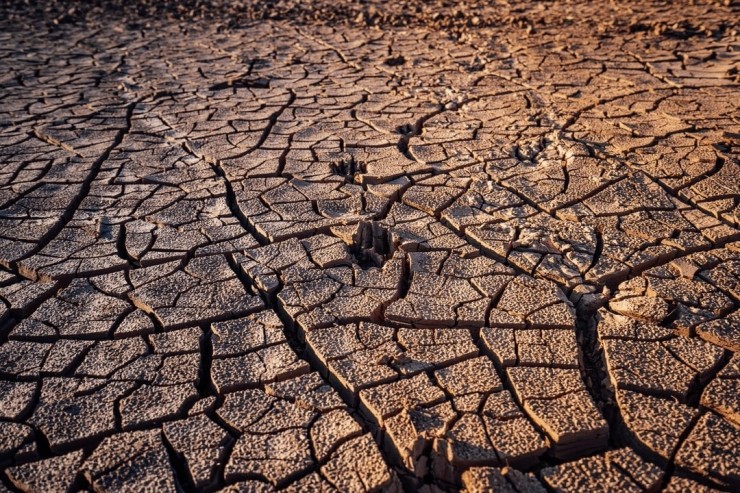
[{"left": 0, "top": 1, "right": 738, "bottom": 492}]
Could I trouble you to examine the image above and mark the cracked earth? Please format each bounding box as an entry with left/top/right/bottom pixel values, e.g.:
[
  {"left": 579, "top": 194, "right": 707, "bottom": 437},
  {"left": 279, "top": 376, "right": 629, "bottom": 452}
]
[{"left": 0, "top": 0, "right": 738, "bottom": 492}]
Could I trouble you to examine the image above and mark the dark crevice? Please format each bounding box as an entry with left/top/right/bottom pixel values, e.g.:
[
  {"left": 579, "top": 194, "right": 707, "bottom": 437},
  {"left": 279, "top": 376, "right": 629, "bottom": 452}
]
[
  {"left": 0, "top": 277, "right": 70, "bottom": 344},
  {"left": 181, "top": 140, "right": 269, "bottom": 247},
  {"left": 687, "top": 349, "right": 732, "bottom": 407},
  {"left": 196, "top": 323, "right": 215, "bottom": 399},
  {"left": 115, "top": 220, "right": 139, "bottom": 266},
  {"left": 223, "top": 89, "right": 297, "bottom": 161},
  {"left": 658, "top": 410, "right": 703, "bottom": 492},
  {"left": 231, "top": 257, "right": 417, "bottom": 489},
  {"left": 162, "top": 433, "right": 197, "bottom": 493},
  {"left": 209, "top": 76, "right": 270, "bottom": 91},
  {"left": 12, "top": 99, "right": 141, "bottom": 275},
  {"left": 571, "top": 303, "right": 620, "bottom": 449}
]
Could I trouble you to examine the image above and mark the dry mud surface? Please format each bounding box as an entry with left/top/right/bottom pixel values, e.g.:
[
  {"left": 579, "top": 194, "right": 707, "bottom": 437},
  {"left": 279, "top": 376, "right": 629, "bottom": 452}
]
[{"left": 0, "top": 1, "right": 739, "bottom": 492}]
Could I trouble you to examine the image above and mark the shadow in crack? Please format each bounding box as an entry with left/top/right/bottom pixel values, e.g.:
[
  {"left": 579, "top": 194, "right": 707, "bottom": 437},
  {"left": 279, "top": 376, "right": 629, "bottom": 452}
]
[{"left": 209, "top": 77, "right": 270, "bottom": 91}]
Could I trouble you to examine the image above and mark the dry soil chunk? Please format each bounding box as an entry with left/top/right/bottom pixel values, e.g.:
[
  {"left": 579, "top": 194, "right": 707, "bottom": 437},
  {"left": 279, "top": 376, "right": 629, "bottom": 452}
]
[{"left": 540, "top": 448, "right": 663, "bottom": 492}]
